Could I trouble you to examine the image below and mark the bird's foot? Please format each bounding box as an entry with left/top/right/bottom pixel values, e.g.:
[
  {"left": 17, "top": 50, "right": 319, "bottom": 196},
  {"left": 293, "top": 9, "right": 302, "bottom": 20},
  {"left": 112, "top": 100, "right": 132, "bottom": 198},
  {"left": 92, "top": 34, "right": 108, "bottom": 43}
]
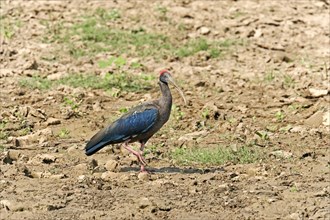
[{"left": 140, "top": 165, "right": 150, "bottom": 174}]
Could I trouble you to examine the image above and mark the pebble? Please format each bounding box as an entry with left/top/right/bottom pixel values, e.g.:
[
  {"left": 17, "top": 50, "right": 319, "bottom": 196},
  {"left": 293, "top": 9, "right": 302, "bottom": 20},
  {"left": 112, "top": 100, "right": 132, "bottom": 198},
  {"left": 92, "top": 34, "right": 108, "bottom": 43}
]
[
  {"left": 305, "top": 111, "right": 324, "bottom": 127},
  {"left": 29, "top": 154, "right": 57, "bottom": 164},
  {"left": 199, "top": 26, "right": 211, "bottom": 35},
  {"left": 138, "top": 172, "right": 150, "bottom": 181},
  {"left": 45, "top": 117, "right": 61, "bottom": 126},
  {"left": 138, "top": 197, "right": 152, "bottom": 209},
  {"left": 105, "top": 159, "right": 118, "bottom": 172},
  {"left": 290, "top": 126, "right": 306, "bottom": 133},
  {"left": 270, "top": 150, "right": 293, "bottom": 159},
  {"left": 308, "top": 88, "right": 328, "bottom": 97},
  {"left": 101, "top": 171, "right": 120, "bottom": 181},
  {"left": 78, "top": 175, "right": 86, "bottom": 182}
]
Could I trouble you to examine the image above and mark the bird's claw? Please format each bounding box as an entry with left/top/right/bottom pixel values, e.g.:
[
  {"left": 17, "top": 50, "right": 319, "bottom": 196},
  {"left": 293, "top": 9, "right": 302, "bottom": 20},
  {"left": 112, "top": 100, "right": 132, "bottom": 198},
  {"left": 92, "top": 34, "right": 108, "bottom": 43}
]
[{"left": 137, "top": 154, "right": 147, "bottom": 166}]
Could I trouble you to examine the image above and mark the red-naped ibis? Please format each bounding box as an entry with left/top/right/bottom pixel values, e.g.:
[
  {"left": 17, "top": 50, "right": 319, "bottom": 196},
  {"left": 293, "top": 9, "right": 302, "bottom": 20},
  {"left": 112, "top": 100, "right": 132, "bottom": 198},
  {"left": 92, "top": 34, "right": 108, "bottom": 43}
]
[{"left": 85, "top": 70, "right": 186, "bottom": 172}]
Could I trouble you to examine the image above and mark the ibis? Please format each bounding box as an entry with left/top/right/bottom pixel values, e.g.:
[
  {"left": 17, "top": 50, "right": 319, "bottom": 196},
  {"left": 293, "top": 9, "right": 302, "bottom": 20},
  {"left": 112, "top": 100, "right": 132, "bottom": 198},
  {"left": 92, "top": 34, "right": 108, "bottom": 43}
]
[{"left": 85, "top": 70, "right": 186, "bottom": 172}]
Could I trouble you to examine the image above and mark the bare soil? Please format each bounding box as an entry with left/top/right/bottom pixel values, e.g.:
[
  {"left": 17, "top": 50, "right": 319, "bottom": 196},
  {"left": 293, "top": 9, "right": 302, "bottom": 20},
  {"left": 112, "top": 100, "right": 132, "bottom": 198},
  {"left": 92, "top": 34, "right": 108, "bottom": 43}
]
[{"left": 1, "top": 1, "right": 329, "bottom": 219}]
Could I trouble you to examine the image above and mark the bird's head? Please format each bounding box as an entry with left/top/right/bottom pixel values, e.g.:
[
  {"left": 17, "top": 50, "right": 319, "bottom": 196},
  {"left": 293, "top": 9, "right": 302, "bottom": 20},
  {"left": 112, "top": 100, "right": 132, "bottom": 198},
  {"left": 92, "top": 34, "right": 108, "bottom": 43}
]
[{"left": 159, "top": 70, "right": 187, "bottom": 105}]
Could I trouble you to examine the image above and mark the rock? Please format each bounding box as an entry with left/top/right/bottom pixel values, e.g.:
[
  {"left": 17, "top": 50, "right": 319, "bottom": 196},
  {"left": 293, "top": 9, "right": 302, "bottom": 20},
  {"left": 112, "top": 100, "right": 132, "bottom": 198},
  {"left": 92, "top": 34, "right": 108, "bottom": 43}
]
[
  {"left": 101, "top": 171, "right": 120, "bottom": 181},
  {"left": 45, "top": 117, "right": 61, "bottom": 126},
  {"left": 30, "top": 154, "right": 57, "bottom": 164},
  {"left": 138, "top": 197, "right": 152, "bottom": 209},
  {"left": 46, "top": 204, "right": 66, "bottom": 211},
  {"left": 138, "top": 172, "right": 150, "bottom": 181},
  {"left": 30, "top": 171, "right": 44, "bottom": 179},
  {"left": 28, "top": 107, "right": 46, "bottom": 120},
  {"left": 290, "top": 126, "right": 306, "bottom": 133},
  {"left": 87, "top": 159, "right": 98, "bottom": 170},
  {"left": 78, "top": 175, "right": 86, "bottom": 182},
  {"left": 178, "top": 130, "right": 208, "bottom": 141},
  {"left": 47, "top": 72, "right": 67, "bottom": 80},
  {"left": 50, "top": 174, "right": 66, "bottom": 179},
  {"left": 14, "top": 128, "right": 53, "bottom": 147},
  {"left": 67, "top": 145, "right": 79, "bottom": 153},
  {"left": 105, "top": 159, "right": 118, "bottom": 172},
  {"left": 38, "top": 136, "right": 48, "bottom": 145},
  {"left": 323, "top": 111, "right": 330, "bottom": 126},
  {"left": 287, "top": 213, "right": 301, "bottom": 220},
  {"left": 3, "top": 150, "right": 21, "bottom": 164},
  {"left": 189, "top": 187, "right": 197, "bottom": 194},
  {"left": 92, "top": 102, "right": 102, "bottom": 111},
  {"left": 199, "top": 26, "right": 210, "bottom": 35},
  {"left": 270, "top": 150, "right": 293, "bottom": 159},
  {"left": 155, "top": 200, "right": 171, "bottom": 211},
  {"left": 308, "top": 88, "right": 328, "bottom": 97},
  {"left": 217, "top": 183, "right": 229, "bottom": 192},
  {"left": 1, "top": 199, "right": 11, "bottom": 210},
  {"left": 0, "top": 199, "right": 25, "bottom": 212},
  {"left": 24, "top": 60, "right": 38, "bottom": 70},
  {"left": 72, "top": 164, "right": 88, "bottom": 176},
  {"left": 305, "top": 111, "right": 324, "bottom": 127}
]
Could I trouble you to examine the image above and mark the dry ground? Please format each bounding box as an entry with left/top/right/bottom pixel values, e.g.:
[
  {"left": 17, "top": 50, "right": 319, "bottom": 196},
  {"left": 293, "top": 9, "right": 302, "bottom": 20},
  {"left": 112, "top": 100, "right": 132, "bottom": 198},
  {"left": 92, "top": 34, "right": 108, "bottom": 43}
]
[{"left": 0, "top": 1, "right": 329, "bottom": 219}]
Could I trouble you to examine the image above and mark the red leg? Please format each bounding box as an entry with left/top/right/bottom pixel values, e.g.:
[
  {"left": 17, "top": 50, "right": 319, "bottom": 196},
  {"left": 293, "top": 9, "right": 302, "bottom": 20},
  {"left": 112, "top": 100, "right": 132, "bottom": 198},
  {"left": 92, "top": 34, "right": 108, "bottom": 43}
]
[
  {"left": 139, "top": 142, "right": 148, "bottom": 173},
  {"left": 123, "top": 142, "right": 147, "bottom": 166}
]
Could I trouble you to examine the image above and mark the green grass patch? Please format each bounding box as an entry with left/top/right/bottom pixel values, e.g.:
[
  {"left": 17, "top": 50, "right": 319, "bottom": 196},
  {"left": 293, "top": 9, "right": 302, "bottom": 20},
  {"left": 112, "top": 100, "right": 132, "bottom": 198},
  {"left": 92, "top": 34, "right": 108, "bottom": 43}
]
[
  {"left": 0, "top": 17, "right": 22, "bottom": 39},
  {"left": 0, "top": 120, "right": 8, "bottom": 140},
  {"left": 41, "top": 8, "right": 239, "bottom": 59},
  {"left": 0, "top": 145, "right": 6, "bottom": 152},
  {"left": 19, "top": 76, "right": 53, "bottom": 90},
  {"left": 18, "top": 72, "right": 155, "bottom": 93},
  {"left": 172, "top": 146, "right": 261, "bottom": 166}
]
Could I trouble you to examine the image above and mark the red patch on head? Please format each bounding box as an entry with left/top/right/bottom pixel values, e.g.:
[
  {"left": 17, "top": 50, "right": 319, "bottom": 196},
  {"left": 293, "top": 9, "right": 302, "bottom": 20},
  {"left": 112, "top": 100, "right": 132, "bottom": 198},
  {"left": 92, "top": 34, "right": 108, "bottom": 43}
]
[{"left": 159, "top": 69, "right": 169, "bottom": 75}]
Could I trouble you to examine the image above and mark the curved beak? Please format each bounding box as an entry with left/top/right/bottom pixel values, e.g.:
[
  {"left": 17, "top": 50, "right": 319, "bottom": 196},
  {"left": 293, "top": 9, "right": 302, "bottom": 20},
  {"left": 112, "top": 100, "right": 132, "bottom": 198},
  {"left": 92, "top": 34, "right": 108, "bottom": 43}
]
[{"left": 167, "top": 75, "right": 187, "bottom": 105}]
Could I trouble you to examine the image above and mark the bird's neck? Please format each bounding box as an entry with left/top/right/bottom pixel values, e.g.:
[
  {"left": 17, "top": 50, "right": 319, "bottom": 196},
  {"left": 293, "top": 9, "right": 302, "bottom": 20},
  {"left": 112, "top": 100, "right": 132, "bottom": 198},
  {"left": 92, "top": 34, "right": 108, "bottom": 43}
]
[{"left": 159, "top": 82, "right": 172, "bottom": 110}]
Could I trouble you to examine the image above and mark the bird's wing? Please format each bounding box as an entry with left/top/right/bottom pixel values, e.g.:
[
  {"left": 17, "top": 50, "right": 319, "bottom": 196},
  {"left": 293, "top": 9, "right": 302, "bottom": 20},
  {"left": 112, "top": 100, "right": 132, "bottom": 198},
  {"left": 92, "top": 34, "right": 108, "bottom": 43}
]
[{"left": 85, "top": 105, "right": 159, "bottom": 155}]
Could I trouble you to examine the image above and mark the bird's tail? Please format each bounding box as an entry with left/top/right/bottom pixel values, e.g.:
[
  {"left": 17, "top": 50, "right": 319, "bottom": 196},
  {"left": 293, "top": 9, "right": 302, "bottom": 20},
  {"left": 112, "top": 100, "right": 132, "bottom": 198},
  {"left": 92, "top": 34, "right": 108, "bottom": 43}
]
[
  {"left": 85, "top": 141, "right": 108, "bottom": 156},
  {"left": 85, "top": 127, "right": 112, "bottom": 156}
]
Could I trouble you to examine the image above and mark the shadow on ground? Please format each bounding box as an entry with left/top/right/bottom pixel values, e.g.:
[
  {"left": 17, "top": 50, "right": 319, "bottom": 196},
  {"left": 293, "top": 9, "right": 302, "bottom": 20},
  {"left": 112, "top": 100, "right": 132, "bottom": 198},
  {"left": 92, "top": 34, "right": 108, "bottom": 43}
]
[{"left": 119, "top": 166, "right": 226, "bottom": 174}]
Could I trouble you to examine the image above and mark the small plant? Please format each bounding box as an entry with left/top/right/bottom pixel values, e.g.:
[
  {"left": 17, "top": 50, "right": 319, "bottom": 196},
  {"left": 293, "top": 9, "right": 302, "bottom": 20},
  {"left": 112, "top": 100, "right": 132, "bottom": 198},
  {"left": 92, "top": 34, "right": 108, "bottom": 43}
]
[
  {"left": 156, "top": 5, "right": 168, "bottom": 20},
  {"left": 201, "top": 108, "right": 210, "bottom": 120},
  {"left": 0, "top": 121, "right": 8, "bottom": 140},
  {"left": 255, "top": 130, "right": 269, "bottom": 141},
  {"left": 283, "top": 74, "right": 295, "bottom": 88},
  {"left": 144, "top": 144, "right": 159, "bottom": 156},
  {"left": 58, "top": 128, "right": 70, "bottom": 139},
  {"left": 119, "top": 107, "right": 128, "bottom": 114},
  {"left": 63, "top": 97, "right": 80, "bottom": 110},
  {"left": 279, "top": 124, "right": 292, "bottom": 132},
  {"left": 48, "top": 167, "right": 60, "bottom": 175},
  {"left": 95, "top": 8, "right": 121, "bottom": 21},
  {"left": 264, "top": 70, "right": 276, "bottom": 82},
  {"left": 177, "top": 23, "right": 187, "bottom": 31},
  {"left": 172, "top": 104, "right": 185, "bottom": 120},
  {"left": 290, "top": 184, "right": 299, "bottom": 192},
  {"left": 275, "top": 110, "right": 285, "bottom": 122},
  {"left": 131, "top": 62, "right": 142, "bottom": 69},
  {"left": 227, "top": 116, "right": 237, "bottom": 124},
  {"left": 19, "top": 127, "right": 32, "bottom": 136},
  {"left": 230, "top": 11, "right": 246, "bottom": 19},
  {"left": 0, "top": 145, "right": 6, "bottom": 152},
  {"left": 0, "top": 18, "right": 22, "bottom": 39}
]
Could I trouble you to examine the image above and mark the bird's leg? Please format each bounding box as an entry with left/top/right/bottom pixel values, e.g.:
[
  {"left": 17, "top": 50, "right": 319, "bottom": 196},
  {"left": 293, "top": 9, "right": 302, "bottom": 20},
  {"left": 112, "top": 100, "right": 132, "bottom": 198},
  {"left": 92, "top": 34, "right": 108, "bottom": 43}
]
[
  {"left": 139, "top": 142, "right": 148, "bottom": 173},
  {"left": 123, "top": 142, "right": 147, "bottom": 166}
]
